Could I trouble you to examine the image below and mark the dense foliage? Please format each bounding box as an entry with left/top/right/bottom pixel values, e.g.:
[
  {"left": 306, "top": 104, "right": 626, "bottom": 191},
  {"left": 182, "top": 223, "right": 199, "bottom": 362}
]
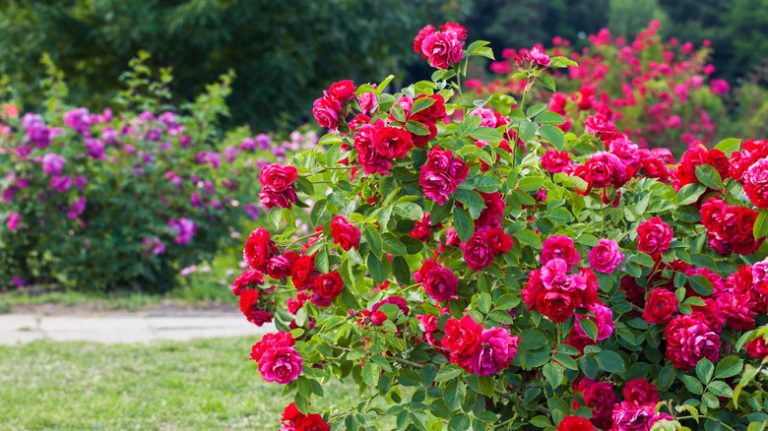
[
  {"left": 231, "top": 23, "right": 768, "bottom": 431},
  {"left": 0, "top": 57, "right": 306, "bottom": 291},
  {"left": 0, "top": 0, "right": 463, "bottom": 129},
  {"left": 3, "top": 1, "right": 768, "bottom": 133}
]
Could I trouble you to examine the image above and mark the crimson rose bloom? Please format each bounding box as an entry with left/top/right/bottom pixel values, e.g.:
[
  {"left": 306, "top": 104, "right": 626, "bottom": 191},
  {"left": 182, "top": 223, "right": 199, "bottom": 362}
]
[
  {"left": 373, "top": 124, "right": 413, "bottom": 159},
  {"left": 266, "top": 252, "right": 297, "bottom": 280},
  {"left": 259, "top": 163, "right": 299, "bottom": 209},
  {"left": 354, "top": 121, "right": 392, "bottom": 175},
  {"left": 622, "top": 378, "right": 659, "bottom": 405},
  {"left": 327, "top": 79, "right": 355, "bottom": 101},
  {"left": 313, "top": 271, "right": 344, "bottom": 301},
  {"left": 231, "top": 269, "right": 263, "bottom": 296},
  {"left": 441, "top": 315, "right": 483, "bottom": 361},
  {"left": 535, "top": 290, "right": 577, "bottom": 323},
  {"left": 410, "top": 213, "right": 432, "bottom": 242},
  {"left": 575, "top": 379, "right": 617, "bottom": 430},
  {"left": 463, "top": 229, "right": 495, "bottom": 270},
  {"left": 487, "top": 227, "right": 514, "bottom": 254},
  {"left": 584, "top": 113, "right": 621, "bottom": 141},
  {"left": 420, "top": 31, "right": 463, "bottom": 70},
  {"left": 665, "top": 313, "right": 721, "bottom": 370},
  {"left": 415, "top": 259, "right": 458, "bottom": 302},
  {"left": 583, "top": 151, "right": 628, "bottom": 188},
  {"left": 475, "top": 191, "right": 505, "bottom": 228},
  {"left": 295, "top": 414, "right": 331, "bottom": 431},
  {"left": 330, "top": 216, "right": 360, "bottom": 251},
  {"left": 540, "top": 235, "right": 581, "bottom": 270},
  {"left": 413, "top": 24, "right": 435, "bottom": 55},
  {"left": 420, "top": 146, "right": 468, "bottom": 205},
  {"left": 239, "top": 289, "right": 273, "bottom": 326},
  {"left": 636, "top": 216, "right": 673, "bottom": 256},
  {"left": 251, "top": 331, "right": 294, "bottom": 362},
  {"left": 312, "top": 94, "right": 342, "bottom": 129},
  {"left": 291, "top": 255, "right": 316, "bottom": 290},
  {"left": 642, "top": 288, "right": 678, "bottom": 324},
  {"left": 244, "top": 227, "right": 277, "bottom": 271},
  {"left": 745, "top": 337, "right": 768, "bottom": 359},
  {"left": 472, "top": 327, "right": 519, "bottom": 376},
  {"left": 743, "top": 158, "right": 768, "bottom": 209},
  {"left": 542, "top": 150, "right": 573, "bottom": 173},
  {"left": 557, "top": 416, "right": 595, "bottom": 431}
]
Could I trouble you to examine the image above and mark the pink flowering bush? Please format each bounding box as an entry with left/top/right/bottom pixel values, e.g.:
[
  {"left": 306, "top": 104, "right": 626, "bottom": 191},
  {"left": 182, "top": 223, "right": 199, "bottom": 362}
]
[
  {"left": 0, "top": 56, "right": 316, "bottom": 291},
  {"left": 230, "top": 23, "right": 768, "bottom": 431},
  {"left": 232, "top": 22, "right": 768, "bottom": 431},
  {"left": 485, "top": 21, "right": 727, "bottom": 153}
]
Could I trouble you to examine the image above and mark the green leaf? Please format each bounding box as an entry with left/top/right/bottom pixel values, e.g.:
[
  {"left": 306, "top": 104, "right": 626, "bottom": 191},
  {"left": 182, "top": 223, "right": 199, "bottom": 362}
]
[
  {"left": 538, "top": 73, "right": 556, "bottom": 92},
  {"left": 542, "top": 362, "right": 564, "bottom": 388},
  {"left": 579, "top": 319, "right": 599, "bottom": 342},
  {"left": 695, "top": 164, "right": 723, "bottom": 190},
  {"left": 754, "top": 210, "right": 768, "bottom": 240},
  {"left": 715, "top": 356, "right": 744, "bottom": 379},
  {"left": 362, "top": 362, "right": 380, "bottom": 387},
  {"left": 458, "top": 115, "right": 482, "bottom": 137},
  {"left": 448, "top": 415, "right": 470, "bottom": 431},
  {"left": 696, "top": 359, "right": 714, "bottom": 384},
  {"left": 395, "top": 202, "right": 423, "bottom": 220},
  {"left": 681, "top": 374, "right": 704, "bottom": 395},
  {"left": 444, "top": 380, "right": 466, "bottom": 411},
  {"left": 367, "top": 253, "right": 391, "bottom": 284},
  {"left": 657, "top": 363, "right": 676, "bottom": 391},
  {"left": 677, "top": 183, "right": 706, "bottom": 206},
  {"left": 535, "top": 111, "right": 565, "bottom": 125},
  {"left": 714, "top": 138, "right": 741, "bottom": 156},
  {"left": 539, "top": 125, "right": 565, "bottom": 150},
  {"left": 518, "top": 176, "right": 545, "bottom": 192},
  {"left": 454, "top": 190, "right": 486, "bottom": 219},
  {"left": 530, "top": 416, "right": 553, "bottom": 428},
  {"left": 549, "top": 56, "right": 578, "bottom": 68},
  {"left": 411, "top": 97, "right": 436, "bottom": 115},
  {"left": 554, "top": 172, "right": 588, "bottom": 192},
  {"left": 434, "top": 365, "right": 463, "bottom": 382},
  {"left": 470, "top": 127, "right": 503, "bottom": 144},
  {"left": 707, "top": 381, "right": 733, "bottom": 398},
  {"left": 406, "top": 120, "right": 431, "bottom": 136},
  {"left": 689, "top": 275, "right": 714, "bottom": 296},
  {"left": 364, "top": 225, "right": 383, "bottom": 259},
  {"left": 595, "top": 350, "right": 625, "bottom": 373},
  {"left": 453, "top": 207, "right": 474, "bottom": 243}
]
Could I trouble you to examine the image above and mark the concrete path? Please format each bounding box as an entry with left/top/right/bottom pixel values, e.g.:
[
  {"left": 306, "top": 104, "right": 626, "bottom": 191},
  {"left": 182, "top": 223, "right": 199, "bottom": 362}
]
[{"left": 0, "top": 313, "right": 275, "bottom": 345}]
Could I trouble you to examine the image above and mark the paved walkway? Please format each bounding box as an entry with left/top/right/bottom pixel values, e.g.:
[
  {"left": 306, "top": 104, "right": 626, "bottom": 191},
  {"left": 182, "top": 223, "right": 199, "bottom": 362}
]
[{"left": 0, "top": 313, "right": 275, "bottom": 345}]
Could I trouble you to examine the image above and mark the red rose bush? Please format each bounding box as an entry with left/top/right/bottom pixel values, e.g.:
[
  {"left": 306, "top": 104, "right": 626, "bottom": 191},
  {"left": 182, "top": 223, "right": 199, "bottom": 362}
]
[{"left": 232, "top": 23, "right": 768, "bottom": 430}]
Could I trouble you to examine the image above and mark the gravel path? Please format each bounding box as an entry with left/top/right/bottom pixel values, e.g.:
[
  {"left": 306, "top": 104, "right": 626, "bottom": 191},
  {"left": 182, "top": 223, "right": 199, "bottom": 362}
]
[{"left": 0, "top": 313, "right": 274, "bottom": 344}]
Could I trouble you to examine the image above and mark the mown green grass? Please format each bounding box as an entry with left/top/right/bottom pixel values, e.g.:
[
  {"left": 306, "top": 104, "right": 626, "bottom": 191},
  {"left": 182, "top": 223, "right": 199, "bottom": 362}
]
[{"left": 0, "top": 337, "right": 361, "bottom": 430}]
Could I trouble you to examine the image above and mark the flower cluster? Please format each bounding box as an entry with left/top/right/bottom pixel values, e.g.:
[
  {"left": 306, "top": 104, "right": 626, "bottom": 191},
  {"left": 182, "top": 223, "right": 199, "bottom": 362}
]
[
  {"left": 250, "top": 332, "right": 302, "bottom": 384},
  {"left": 229, "top": 24, "right": 768, "bottom": 431},
  {"left": 413, "top": 22, "right": 467, "bottom": 70},
  {"left": 279, "top": 403, "right": 330, "bottom": 431},
  {"left": 441, "top": 315, "right": 519, "bottom": 375}
]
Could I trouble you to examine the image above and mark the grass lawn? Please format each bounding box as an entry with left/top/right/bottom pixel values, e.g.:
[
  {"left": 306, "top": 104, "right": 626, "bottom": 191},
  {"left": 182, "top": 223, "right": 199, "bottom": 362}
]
[{"left": 0, "top": 337, "right": 360, "bottom": 430}]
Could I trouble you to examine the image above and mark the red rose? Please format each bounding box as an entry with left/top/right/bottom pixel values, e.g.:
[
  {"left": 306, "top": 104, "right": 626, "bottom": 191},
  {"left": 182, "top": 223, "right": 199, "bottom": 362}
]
[
  {"left": 295, "top": 414, "right": 330, "bottom": 431},
  {"left": 354, "top": 121, "right": 393, "bottom": 175},
  {"left": 642, "top": 288, "right": 678, "bottom": 324},
  {"left": 415, "top": 259, "right": 458, "bottom": 302},
  {"left": 535, "top": 290, "right": 577, "bottom": 323},
  {"left": 260, "top": 164, "right": 298, "bottom": 192},
  {"left": 440, "top": 22, "right": 468, "bottom": 40},
  {"left": 743, "top": 158, "right": 768, "bottom": 209},
  {"left": 413, "top": 24, "right": 436, "bottom": 55},
  {"left": 557, "top": 416, "right": 595, "bottom": 431},
  {"left": 421, "top": 31, "right": 463, "bottom": 69},
  {"left": 266, "top": 252, "right": 297, "bottom": 280},
  {"left": 409, "top": 94, "right": 447, "bottom": 122},
  {"left": 583, "top": 151, "right": 628, "bottom": 188},
  {"left": 291, "top": 255, "right": 316, "bottom": 289},
  {"left": 487, "top": 227, "right": 514, "bottom": 254},
  {"left": 636, "top": 216, "right": 673, "bottom": 256},
  {"left": 584, "top": 113, "right": 621, "bottom": 141},
  {"left": 231, "top": 269, "right": 263, "bottom": 295},
  {"left": 542, "top": 150, "right": 573, "bottom": 173},
  {"left": 541, "top": 235, "right": 581, "bottom": 270},
  {"left": 239, "top": 289, "right": 273, "bottom": 326},
  {"left": 243, "top": 227, "right": 277, "bottom": 271},
  {"left": 578, "top": 380, "right": 617, "bottom": 430},
  {"left": 475, "top": 191, "right": 505, "bottom": 228},
  {"left": 463, "top": 229, "right": 495, "bottom": 270},
  {"left": 441, "top": 315, "right": 483, "bottom": 359},
  {"left": 330, "top": 216, "right": 360, "bottom": 251},
  {"left": 622, "top": 378, "right": 659, "bottom": 404},
  {"left": 327, "top": 80, "right": 355, "bottom": 101},
  {"left": 373, "top": 125, "right": 413, "bottom": 159},
  {"left": 312, "top": 94, "right": 342, "bottom": 129},
  {"left": 313, "top": 271, "right": 344, "bottom": 301},
  {"left": 410, "top": 213, "right": 432, "bottom": 242}
]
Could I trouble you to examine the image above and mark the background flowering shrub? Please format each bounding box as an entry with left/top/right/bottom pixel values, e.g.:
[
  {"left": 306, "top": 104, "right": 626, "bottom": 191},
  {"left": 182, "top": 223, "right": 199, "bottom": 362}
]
[
  {"left": 485, "top": 21, "right": 727, "bottom": 152},
  {"left": 232, "top": 23, "right": 768, "bottom": 431},
  {"left": 0, "top": 56, "right": 316, "bottom": 291}
]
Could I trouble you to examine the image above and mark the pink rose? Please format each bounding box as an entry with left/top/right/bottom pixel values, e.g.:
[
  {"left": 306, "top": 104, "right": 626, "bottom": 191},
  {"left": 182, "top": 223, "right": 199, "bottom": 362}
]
[
  {"left": 312, "top": 94, "right": 342, "bottom": 130},
  {"left": 6, "top": 212, "right": 20, "bottom": 231},
  {"left": 472, "top": 328, "right": 520, "bottom": 376},
  {"left": 574, "top": 302, "right": 614, "bottom": 341},
  {"left": 541, "top": 235, "right": 581, "bottom": 270},
  {"left": 743, "top": 158, "right": 768, "bottom": 209},
  {"left": 463, "top": 229, "right": 495, "bottom": 271},
  {"left": 636, "top": 216, "right": 673, "bottom": 256},
  {"left": 588, "top": 238, "right": 623, "bottom": 274},
  {"left": 421, "top": 32, "right": 463, "bottom": 70},
  {"left": 542, "top": 150, "right": 573, "bottom": 173},
  {"left": 664, "top": 313, "right": 721, "bottom": 370},
  {"left": 415, "top": 259, "right": 458, "bottom": 302},
  {"left": 258, "top": 345, "right": 303, "bottom": 384}
]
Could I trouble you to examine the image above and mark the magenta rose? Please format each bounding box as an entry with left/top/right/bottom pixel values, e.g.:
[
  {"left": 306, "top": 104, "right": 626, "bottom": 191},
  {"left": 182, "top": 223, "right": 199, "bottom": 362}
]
[
  {"left": 420, "top": 31, "right": 463, "bottom": 70},
  {"left": 472, "top": 327, "right": 520, "bottom": 376},
  {"left": 588, "top": 238, "right": 624, "bottom": 274},
  {"left": 312, "top": 94, "right": 342, "bottom": 129},
  {"left": 462, "top": 230, "right": 495, "bottom": 270},
  {"left": 743, "top": 158, "right": 768, "bottom": 209},
  {"left": 415, "top": 259, "right": 458, "bottom": 302},
  {"left": 258, "top": 345, "right": 303, "bottom": 384},
  {"left": 574, "top": 302, "right": 614, "bottom": 341},
  {"left": 541, "top": 235, "right": 581, "bottom": 270},
  {"left": 636, "top": 216, "right": 673, "bottom": 256}
]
